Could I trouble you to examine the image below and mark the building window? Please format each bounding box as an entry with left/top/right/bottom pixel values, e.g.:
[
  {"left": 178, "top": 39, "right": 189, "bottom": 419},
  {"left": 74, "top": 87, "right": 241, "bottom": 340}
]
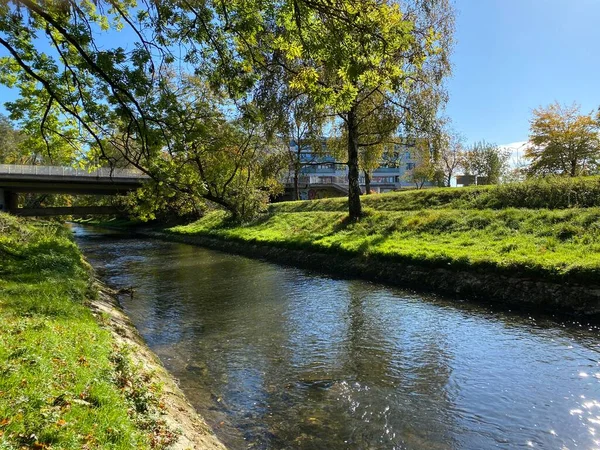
[{"left": 317, "top": 163, "right": 334, "bottom": 170}]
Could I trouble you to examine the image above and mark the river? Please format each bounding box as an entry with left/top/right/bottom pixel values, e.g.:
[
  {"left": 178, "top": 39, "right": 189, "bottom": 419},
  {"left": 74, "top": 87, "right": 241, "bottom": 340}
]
[{"left": 70, "top": 224, "right": 600, "bottom": 449}]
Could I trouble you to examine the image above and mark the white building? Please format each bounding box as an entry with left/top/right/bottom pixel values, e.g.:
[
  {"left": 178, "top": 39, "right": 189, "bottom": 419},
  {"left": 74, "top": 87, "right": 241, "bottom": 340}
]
[{"left": 282, "top": 138, "right": 428, "bottom": 200}]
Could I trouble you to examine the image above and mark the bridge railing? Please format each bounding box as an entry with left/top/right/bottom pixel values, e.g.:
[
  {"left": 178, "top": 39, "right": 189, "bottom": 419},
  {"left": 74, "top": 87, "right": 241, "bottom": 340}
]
[{"left": 0, "top": 164, "right": 148, "bottom": 179}]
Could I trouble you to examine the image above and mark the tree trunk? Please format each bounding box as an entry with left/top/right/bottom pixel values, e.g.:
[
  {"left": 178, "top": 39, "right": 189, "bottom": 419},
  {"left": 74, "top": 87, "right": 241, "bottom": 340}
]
[
  {"left": 571, "top": 160, "right": 577, "bottom": 177},
  {"left": 364, "top": 170, "right": 371, "bottom": 195},
  {"left": 446, "top": 173, "right": 452, "bottom": 187},
  {"left": 293, "top": 168, "right": 300, "bottom": 201},
  {"left": 347, "top": 107, "right": 362, "bottom": 220},
  {"left": 294, "top": 149, "right": 302, "bottom": 200}
]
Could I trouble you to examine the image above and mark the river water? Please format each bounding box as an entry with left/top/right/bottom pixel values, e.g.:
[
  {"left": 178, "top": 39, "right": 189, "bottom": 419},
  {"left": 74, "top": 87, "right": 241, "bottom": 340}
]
[{"left": 70, "top": 224, "right": 600, "bottom": 449}]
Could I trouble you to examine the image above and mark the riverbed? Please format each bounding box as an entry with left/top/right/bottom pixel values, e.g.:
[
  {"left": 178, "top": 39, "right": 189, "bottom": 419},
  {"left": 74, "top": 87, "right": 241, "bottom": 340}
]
[{"left": 70, "top": 224, "right": 600, "bottom": 449}]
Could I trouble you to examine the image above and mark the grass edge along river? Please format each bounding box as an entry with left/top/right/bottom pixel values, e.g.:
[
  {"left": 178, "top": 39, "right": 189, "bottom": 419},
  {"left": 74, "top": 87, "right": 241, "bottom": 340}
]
[
  {"left": 162, "top": 177, "right": 600, "bottom": 317},
  {"left": 0, "top": 212, "right": 225, "bottom": 450}
]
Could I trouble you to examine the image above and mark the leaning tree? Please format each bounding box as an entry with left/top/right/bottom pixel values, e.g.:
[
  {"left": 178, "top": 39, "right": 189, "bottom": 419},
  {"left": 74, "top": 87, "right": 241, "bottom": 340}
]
[
  {"left": 0, "top": 0, "right": 454, "bottom": 220},
  {"left": 0, "top": 1, "right": 288, "bottom": 218}
]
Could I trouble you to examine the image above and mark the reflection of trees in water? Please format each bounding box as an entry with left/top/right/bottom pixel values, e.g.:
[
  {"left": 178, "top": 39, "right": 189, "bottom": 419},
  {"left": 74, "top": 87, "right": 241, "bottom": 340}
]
[
  {"left": 257, "top": 276, "right": 352, "bottom": 448},
  {"left": 331, "top": 281, "right": 459, "bottom": 449},
  {"left": 107, "top": 241, "right": 290, "bottom": 447},
  {"left": 344, "top": 281, "right": 391, "bottom": 382},
  {"left": 133, "top": 242, "right": 264, "bottom": 340},
  {"left": 154, "top": 247, "right": 299, "bottom": 448},
  {"left": 242, "top": 279, "right": 462, "bottom": 449}
]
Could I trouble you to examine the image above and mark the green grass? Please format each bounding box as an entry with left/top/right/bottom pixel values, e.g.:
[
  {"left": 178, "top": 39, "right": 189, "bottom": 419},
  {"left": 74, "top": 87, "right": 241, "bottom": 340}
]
[
  {"left": 171, "top": 186, "right": 600, "bottom": 284},
  {"left": 0, "top": 213, "right": 172, "bottom": 449}
]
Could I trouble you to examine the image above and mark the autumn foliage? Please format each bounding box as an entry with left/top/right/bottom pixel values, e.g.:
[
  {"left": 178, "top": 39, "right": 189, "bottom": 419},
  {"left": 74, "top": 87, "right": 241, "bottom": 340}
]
[{"left": 526, "top": 103, "right": 600, "bottom": 177}]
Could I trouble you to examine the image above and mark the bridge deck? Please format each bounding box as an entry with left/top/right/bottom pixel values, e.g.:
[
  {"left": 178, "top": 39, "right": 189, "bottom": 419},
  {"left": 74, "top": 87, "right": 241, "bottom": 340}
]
[
  {"left": 0, "top": 164, "right": 148, "bottom": 180},
  {"left": 0, "top": 164, "right": 149, "bottom": 194}
]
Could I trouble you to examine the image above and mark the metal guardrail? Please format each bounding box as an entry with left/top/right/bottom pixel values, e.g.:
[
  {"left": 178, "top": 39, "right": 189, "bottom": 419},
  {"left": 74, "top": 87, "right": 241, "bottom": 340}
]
[
  {"left": 0, "top": 164, "right": 148, "bottom": 179},
  {"left": 285, "top": 174, "right": 397, "bottom": 186},
  {"left": 284, "top": 174, "right": 350, "bottom": 185}
]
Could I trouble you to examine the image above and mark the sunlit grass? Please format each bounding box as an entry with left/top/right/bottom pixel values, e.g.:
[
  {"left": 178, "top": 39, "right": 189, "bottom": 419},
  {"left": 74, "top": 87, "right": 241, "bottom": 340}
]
[
  {"left": 171, "top": 203, "right": 600, "bottom": 284},
  {"left": 0, "top": 213, "right": 170, "bottom": 449}
]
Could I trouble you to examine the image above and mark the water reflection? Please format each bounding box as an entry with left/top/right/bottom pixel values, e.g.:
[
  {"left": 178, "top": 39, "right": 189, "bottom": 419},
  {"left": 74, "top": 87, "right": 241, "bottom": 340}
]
[{"left": 70, "top": 224, "right": 600, "bottom": 450}]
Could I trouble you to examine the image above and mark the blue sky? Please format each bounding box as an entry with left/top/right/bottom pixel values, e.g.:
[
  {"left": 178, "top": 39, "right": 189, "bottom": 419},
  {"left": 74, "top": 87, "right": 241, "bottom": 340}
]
[
  {"left": 447, "top": 0, "right": 600, "bottom": 147},
  {"left": 0, "top": 1, "right": 599, "bottom": 149}
]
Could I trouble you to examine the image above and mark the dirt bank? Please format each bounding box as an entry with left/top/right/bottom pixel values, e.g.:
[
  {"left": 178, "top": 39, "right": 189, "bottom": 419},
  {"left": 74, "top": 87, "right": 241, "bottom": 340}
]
[{"left": 90, "top": 281, "right": 227, "bottom": 450}]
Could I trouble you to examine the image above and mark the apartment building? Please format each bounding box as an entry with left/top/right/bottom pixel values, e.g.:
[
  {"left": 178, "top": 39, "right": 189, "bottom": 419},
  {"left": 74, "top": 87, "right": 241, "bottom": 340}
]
[{"left": 281, "top": 138, "right": 427, "bottom": 200}]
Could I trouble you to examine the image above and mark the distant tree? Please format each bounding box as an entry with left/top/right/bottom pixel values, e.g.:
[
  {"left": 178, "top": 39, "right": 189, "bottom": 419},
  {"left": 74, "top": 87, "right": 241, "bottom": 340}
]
[
  {"left": 407, "top": 140, "right": 437, "bottom": 189},
  {"left": 461, "top": 141, "right": 509, "bottom": 185},
  {"left": 502, "top": 144, "right": 529, "bottom": 184},
  {"left": 526, "top": 103, "right": 600, "bottom": 177},
  {"left": 0, "top": 114, "right": 25, "bottom": 163},
  {"left": 360, "top": 146, "right": 384, "bottom": 195},
  {"left": 436, "top": 128, "right": 464, "bottom": 187},
  {"left": 0, "top": 113, "right": 75, "bottom": 209},
  {"left": 281, "top": 97, "right": 326, "bottom": 201},
  {"left": 3, "top": 94, "right": 82, "bottom": 165}
]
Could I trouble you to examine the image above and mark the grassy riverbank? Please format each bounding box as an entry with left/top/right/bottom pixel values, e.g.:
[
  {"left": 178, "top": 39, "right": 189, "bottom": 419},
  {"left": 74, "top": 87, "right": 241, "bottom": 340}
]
[
  {"left": 170, "top": 177, "right": 600, "bottom": 285},
  {"left": 0, "top": 213, "right": 175, "bottom": 449}
]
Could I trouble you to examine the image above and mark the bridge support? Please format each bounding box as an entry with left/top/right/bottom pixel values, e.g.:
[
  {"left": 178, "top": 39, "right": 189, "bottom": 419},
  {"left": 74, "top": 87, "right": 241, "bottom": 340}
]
[
  {"left": 7, "top": 190, "right": 18, "bottom": 212},
  {"left": 0, "top": 189, "right": 17, "bottom": 213}
]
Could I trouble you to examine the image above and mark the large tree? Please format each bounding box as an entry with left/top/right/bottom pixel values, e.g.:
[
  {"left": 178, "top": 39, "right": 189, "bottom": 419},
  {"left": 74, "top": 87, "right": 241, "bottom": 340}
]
[
  {"left": 0, "top": 1, "right": 287, "bottom": 218},
  {"left": 125, "top": 76, "right": 287, "bottom": 220},
  {"left": 526, "top": 102, "right": 600, "bottom": 177},
  {"left": 176, "top": 0, "right": 454, "bottom": 219},
  {"left": 327, "top": 90, "right": 404, "bottom": 195},
  {"left": 0, "top": 1, "right": 162, "bottom": 165},
  {"left": 356, "top": 92, "right": 404, "bottom": 195},
  {"left": 0, "top": 1, "right": 453, "bottom": 220}
]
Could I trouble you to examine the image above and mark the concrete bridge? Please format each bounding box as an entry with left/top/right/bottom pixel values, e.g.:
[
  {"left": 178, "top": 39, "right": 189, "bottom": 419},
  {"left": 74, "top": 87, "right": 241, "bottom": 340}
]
[{"left": 0, "top": 164, "right": 149, "bottom": 216}]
